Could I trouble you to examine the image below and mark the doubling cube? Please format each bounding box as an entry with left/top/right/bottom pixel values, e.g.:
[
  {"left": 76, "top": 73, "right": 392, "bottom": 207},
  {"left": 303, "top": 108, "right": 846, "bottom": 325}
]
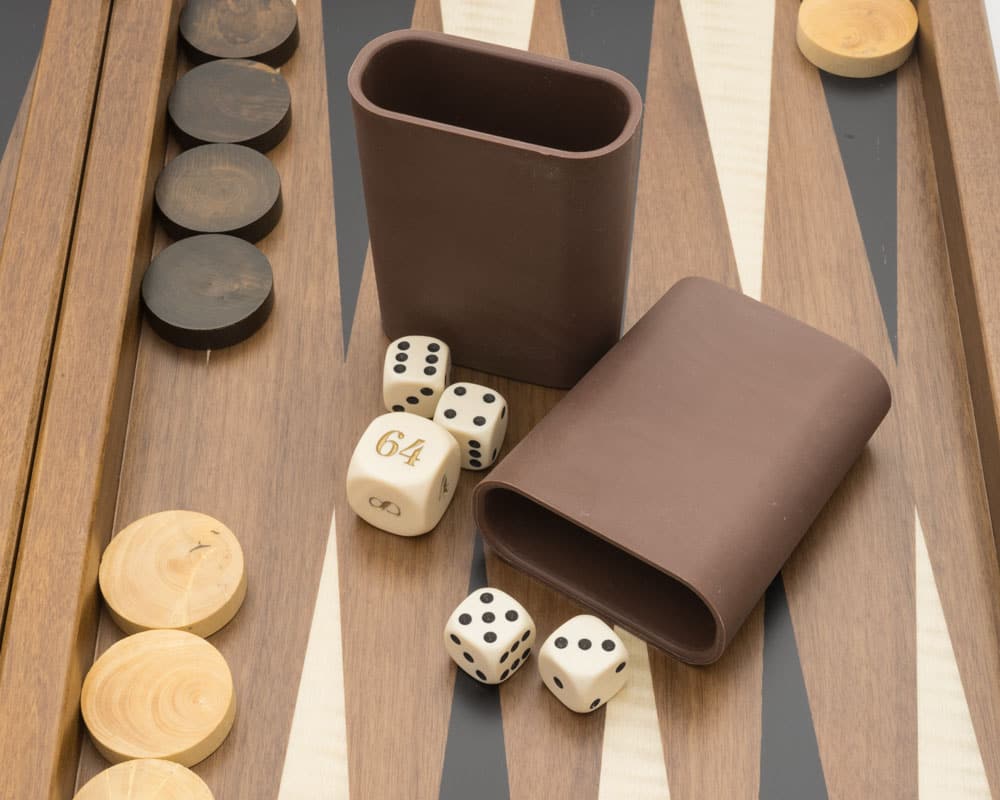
[
  {"left": 433, "top": 382, "right": 508, "bottom": 470},
  {"left": 383, "top": 335, "right": 451, "bottom": 418},
  {"left": 444, "top": 588, "right": 535, "bottom": 684},
  {"left": 538, "top": 615, "right": 630, "bottom": 713},
  {"left": 346, "top": 412, "right": 460, "bottom": 536}
]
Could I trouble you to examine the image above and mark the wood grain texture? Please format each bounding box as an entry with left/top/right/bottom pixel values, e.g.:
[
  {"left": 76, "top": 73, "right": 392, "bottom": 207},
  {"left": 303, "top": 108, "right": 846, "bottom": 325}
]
[
  {"left": 678, "top": 0, "right": 774, "bottom": 302},
  {"left": 633, "top": 3, "right": 762, "bottom": 799},
  {"left": 762, "top": 1, "right": 915, "bottom": 796},
  {"left": 0, "top": 67, "right": 34, "bottom": 257},
  {"left": 440, "top": 0, "right": 535, "bottom": 49},
  {"left": 0, "top": 0, "right": 109, "bottom": 629},
  {"left": 896, "top": 54, "right": 1000, "bottom": 797},
  {"left": 75, "top": 1, "right": 344, "bottom": 796},
  {"left": 917, "top": 0, "right": 1000, "bottom": 569},
  {"left": 597, "top": 627, "right": 670, "bottom": 800},
  {"left": 0, "top": 1, "right": 175, "bottom": 797}
]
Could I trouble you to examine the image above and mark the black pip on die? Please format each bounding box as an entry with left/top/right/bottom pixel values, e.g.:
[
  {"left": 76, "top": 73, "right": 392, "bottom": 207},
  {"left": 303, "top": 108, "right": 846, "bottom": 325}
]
[
  {"left": 444, "top": 588, "right": 535, "bottom": 684},
  {"left": 383, "top": 335, "right": 451, "bottom": 418},
  {"left": 346, "top": 412, "right": 460, "bottom": 536},
  {"left": 538, "top": 615, "right": 630, "bottom": 713},
  {"left": 433, "top": 382, "right": 508, "bottom": 470}
]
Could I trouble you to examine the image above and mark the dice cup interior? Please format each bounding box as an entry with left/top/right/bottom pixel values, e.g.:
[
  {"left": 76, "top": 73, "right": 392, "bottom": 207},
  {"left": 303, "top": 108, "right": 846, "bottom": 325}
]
[
  {"left": 348, "top": 30, "right": 643, "bottom": 388},
  {"left": 474, "top": 278, "right": 892, "bottom": 665}
]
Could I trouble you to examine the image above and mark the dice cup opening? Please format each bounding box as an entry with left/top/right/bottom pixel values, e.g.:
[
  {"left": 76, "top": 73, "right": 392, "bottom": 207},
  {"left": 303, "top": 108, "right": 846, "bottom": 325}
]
[
  {"left": 478, "top": 487, "right": 721, "bottom": 661},
  {"left": 355, "top": 35, "right": 634, "bottom": 154}
]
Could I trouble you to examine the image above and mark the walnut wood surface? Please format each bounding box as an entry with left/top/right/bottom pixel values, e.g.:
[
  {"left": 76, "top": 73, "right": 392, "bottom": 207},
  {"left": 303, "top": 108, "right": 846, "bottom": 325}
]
[
  {"left": 168, "top": 58, "right": 291, "bottom": 152},
  {"left": 0, "top": 0, "right": 109, "bottom": 632},
  {"left": 917, "top": 0, "right": 1000, "bottom": 570},
  {"left": 75, "top": 1, "right": 343, "bottom": 794},
  {"left": 0, "top": 0, "right": 997, "bottom": 797},
  {"left": 0, "top": 1, "right": 178, "bottom": 797}
]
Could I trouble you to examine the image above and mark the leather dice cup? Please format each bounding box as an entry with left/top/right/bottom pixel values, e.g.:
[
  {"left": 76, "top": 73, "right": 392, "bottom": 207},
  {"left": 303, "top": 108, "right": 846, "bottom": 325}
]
[
  {"left": 349, "top": 30, "right": 643, "bottom": 388},
  {"left": 474, "top": 277, "right": 891, "bottom": 666}
]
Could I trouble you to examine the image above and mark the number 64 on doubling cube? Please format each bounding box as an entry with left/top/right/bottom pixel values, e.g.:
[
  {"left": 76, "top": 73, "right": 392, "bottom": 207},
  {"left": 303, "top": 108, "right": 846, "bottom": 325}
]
[{"left": 347, "top": 412, "right": 461, "bottom": 536}]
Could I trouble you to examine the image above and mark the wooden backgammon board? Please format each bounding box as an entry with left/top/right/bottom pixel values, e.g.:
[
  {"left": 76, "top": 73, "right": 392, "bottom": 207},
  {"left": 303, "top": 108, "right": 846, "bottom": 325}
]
[{"left": 1, "top": 0, "right": 999, "bottom": 798}]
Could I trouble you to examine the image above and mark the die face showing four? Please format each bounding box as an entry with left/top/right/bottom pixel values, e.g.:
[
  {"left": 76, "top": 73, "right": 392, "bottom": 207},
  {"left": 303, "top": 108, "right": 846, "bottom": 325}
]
[
  {"left": 383, "top": 336, "right": 451, "bottom": 418},
  {"left": 433, "top": 382, "right": 508, "bottom": 470},
  {"left": 538, "top": 615, "right": 629, "bottom": 713},
  {"left": 443, "top": 588, "right": 535, "bottom": 684},
  {"left": 346, "top": 412, "right": 460, "bottom": 536}
]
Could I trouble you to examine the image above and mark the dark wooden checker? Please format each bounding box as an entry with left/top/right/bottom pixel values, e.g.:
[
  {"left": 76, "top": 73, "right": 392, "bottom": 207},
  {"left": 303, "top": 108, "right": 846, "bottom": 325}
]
[{"left": 1, "top": 1, "right": 1000, "bottom": 799}]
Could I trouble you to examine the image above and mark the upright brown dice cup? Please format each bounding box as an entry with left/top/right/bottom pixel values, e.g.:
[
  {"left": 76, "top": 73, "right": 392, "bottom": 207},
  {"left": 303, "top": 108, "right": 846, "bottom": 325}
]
[
  {"left": 474, "top": 278, "right": 892, "bottom": 665},
  {"left": 348, "top": 31, "right": 643, "bottom": 388}
]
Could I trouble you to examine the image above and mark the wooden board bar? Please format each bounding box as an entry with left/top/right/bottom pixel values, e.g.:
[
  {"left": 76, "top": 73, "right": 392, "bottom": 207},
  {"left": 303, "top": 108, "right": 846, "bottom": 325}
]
[
  {"left": 0, "top": 1, "right": 179, "bottom": 796},
  {"left": 0, "top": 0, "right": 109, "bottom": 625},
  {"left": 917, "top": 0, "right": 1000, "bottom": 564}
]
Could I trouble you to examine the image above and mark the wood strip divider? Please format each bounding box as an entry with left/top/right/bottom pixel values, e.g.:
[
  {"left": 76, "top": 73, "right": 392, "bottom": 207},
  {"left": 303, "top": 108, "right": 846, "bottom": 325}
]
[
  {"left": 0, "top": 0, "right": 111, "bottom": 628},
  {"left": 917, "top": 0, "right": 1000, "bottom": 564},
  {"left": 0, "top": 1, "right": 180, "bottom": 797}
]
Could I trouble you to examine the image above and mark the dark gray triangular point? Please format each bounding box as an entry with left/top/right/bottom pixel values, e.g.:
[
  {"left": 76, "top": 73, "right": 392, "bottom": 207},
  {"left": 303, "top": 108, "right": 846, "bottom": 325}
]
[
  {"left": 320, "top": 0, "right": 414, "bottom": 353},
  {"left": 821, "top": 71, "right": 898, "bottom": 357},
  {"left": 0, "top": 3, "right": 49, "bottom": 159},
  {"left": 559, "top": 0, "right": 655, "bottom": 99},
  {"left": 760, "top": 575, "right": 828, "bottom": 800},
  {"left": 439, "top": 532, "right": 509, "bottom": 800}
]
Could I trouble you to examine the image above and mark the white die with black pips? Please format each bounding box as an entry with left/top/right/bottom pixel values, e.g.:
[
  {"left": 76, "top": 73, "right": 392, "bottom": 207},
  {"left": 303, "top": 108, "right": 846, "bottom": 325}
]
[
  {"left": 433, "top": 382, "right": 508, "bottom": 470},
  {"left": 444, "top": 588, "right": 535, "bottom": 684},
  {"left": 382, "top": 335, "right": 451, "bottom": 418},
  {"left": 538, "top": 615, "right": 630, "bottom": 713}
]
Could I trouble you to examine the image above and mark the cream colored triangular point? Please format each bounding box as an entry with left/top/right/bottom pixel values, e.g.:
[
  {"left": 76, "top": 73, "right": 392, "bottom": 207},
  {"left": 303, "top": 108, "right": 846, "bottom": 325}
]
[
  {"left": 916, "top": 511, "right": 990, "bottom": 798},
  {"left": 679, "top": 0, "right": 774, "bottom": 301},
  {"left": 277, "top": 512, "right": 351, "bottom": 799},
  {"left": 440, "top": 0, "right": 536, "bottom": 50},
  {"left": 598, "top": 627, "right": 671, "bottom": 800}
]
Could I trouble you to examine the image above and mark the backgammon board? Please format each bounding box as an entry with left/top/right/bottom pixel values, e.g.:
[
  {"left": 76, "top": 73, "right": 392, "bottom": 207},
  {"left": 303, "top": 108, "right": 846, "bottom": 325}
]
[{"left": 1, "top": 1, "right": 999, "bottom": 798}]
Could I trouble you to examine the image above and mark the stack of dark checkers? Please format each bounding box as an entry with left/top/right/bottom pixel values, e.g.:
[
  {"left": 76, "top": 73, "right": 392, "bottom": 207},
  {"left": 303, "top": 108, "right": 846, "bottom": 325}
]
[{"left": 142, "top": 0, "right": 298, "bottom": 350}]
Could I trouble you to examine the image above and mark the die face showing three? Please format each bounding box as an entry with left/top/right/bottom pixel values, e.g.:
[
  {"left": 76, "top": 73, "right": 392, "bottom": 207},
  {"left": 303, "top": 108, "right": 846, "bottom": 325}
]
[
  {"left": 444, "top": 588, "right": 535, "bottom": 684},
  {"left": 538, "top": 615, "right": 629, "bottom": 712},
  {"left": 383, "top": 336, "right": 451, "bottom": 418},
  {"left": 433, "top": 382, "right": 508, "bottom": 470},
  {"left": 346, "top": 412, "right": 460, "bottom": 536}
]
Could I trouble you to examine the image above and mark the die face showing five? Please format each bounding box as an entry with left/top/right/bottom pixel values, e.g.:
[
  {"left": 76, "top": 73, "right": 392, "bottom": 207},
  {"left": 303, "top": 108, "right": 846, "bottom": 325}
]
[
  {"left": 433, "top": 382, "right": 508, "bottom": 470},
  {"left": 538, "top": 615, "right": 629, "bottom": 713},
  {"left": 444, "top": 588, "right": 535, "bottom": 684},
  {"left": 346, "top": 412, "right": 460, "bottom": 536},
  {"left": 383, "top": 336, "right": 451, "bottom": 419}
]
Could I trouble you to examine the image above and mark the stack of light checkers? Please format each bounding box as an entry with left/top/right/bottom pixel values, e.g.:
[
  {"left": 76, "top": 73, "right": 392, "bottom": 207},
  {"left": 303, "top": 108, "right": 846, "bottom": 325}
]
[
  {"left": 73, "top": 511, "right": 247, "bottom": 799},
  {"left": 141, "top": 0, "right": 299, "bottom": 350}
]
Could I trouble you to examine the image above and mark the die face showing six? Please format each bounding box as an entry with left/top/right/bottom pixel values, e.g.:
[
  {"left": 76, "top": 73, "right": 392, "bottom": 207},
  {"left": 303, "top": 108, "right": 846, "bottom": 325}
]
[
  {"left": 383, "top": 336, "right": 451, "bottom": 419},
  {"left": 444, "top": 588, "right": 535, "bottom": 684},
  {"left": 538, "top": 615, "right": 629, "bottom": 713},
  {"left": 433, "top": 382, "right": 509, "bottom": 470},
  {"left": 346, "top": 412, "right": 460, "bottom": 536}
]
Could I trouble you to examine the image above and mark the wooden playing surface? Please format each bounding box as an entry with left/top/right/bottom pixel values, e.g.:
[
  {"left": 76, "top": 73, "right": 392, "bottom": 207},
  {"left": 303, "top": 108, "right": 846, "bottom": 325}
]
[{"left": 0, "top": 1, "right": 999, "bottom": 798}]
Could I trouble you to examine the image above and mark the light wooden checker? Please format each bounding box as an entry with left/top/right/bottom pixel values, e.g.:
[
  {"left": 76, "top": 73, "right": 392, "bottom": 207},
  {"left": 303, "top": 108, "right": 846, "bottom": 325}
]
[
  {"left": 797, "top": 0, "right": 918, "bottom": 78},
  {"left": 81, "top": 630, "right": 236, "bottom": 767},
  {"left": 99, "top": 510, "right": 247, "bottom": 637},
  {"left": 73, "top": 759, "right": 214, "bottom": 800}
]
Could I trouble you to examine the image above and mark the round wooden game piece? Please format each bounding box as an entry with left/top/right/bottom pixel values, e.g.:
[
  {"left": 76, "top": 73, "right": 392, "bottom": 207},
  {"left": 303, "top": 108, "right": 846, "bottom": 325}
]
[
  {"left": 99, "top": 510, "right": 247, "bottom": 637},
  {"left": 797, "top": 0, "right": 918, "bottom": 79},
  {"left": 142, "top": 234, "right": 273, "bottom": 349},
  {"left": 73, "top": 759, "right": 214, "bottom": 800},
  {"left": 155, "top": 143, "right": 282, "bottom": 242},
  {"left": 81, "top": 630, "right": 236, "bottom": 767},
  {"left": 169, "top": 59, "right": 291, "bottom": 152},
  {"left": 179, "top": 0, "right": 299, "bottom": 68}
]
